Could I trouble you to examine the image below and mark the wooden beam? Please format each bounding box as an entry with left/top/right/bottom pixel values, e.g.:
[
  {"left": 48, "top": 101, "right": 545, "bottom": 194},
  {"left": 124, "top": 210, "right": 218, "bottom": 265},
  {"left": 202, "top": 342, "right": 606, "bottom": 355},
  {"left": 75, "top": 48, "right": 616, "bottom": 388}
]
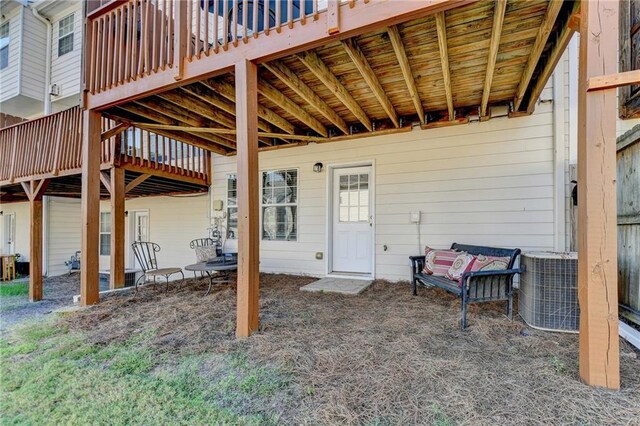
[
  {"left": 235, "top": 59, "right": 260, "bottom": 337},
  {"left": 435, "top": 12, "right": 454, "bottom": 120},
  {"left": 130, "top": 123, "right": 328, "bottom": 142},
  {"left": 156, "top": 90, "right": 237, "bottom": 129},
  {"left": 101, "top": 122, "right": 130, "bottom": 141},
  {"left": 80, "top": 110, "right": 101, "bottom": 306},
  {"left": 258, "top": 79, "right": 328, "bottom": 137},
  {"left": 110, "top": 167, "right": 125, "bottom": 289},
  {"left": 480, "top": 0, "right": 506, "bottom": 118},
  {"left": 525, "top": 2, "right": 580, "bottom": 114},
  {"left": 587, "top": 70, "right": 640, "bottom": 92},
  {"left": 116, "top": 104, "right": 236, "bottom": 151},
  {"left": 263, "top": 60, "right": 349, "bottom": 134},
  {"left": 180, "top": 83, "right": 273, "bottom": 132},
  {"left": 327, "top": 0, "right": 340, "bottom": 35},
  {"left": 297, "top": 50, "right": 372, "bottom": 131},
  {"left": 513, "top": 0, "right": 563, "bottom": 111},
  {"left": 341, "top": 38, "right": 399, "bottom": 128},
  {"left": 387, "top": 25, "right": 425, "bottom": 124},
  {"left": 125, "top": 173, "right": 151, "bottom": 193},
  {"left": 99, "top": 171, "right": 112, "bottom": 195},
  {"left": 28, "top": 195, "right": 43, "bottom": 301},
  {"left": 202, "top": 79, "right": 297, "bottom": 135},
  {"left": 577, "top": 0, "right": 620, "bottom": 390}
]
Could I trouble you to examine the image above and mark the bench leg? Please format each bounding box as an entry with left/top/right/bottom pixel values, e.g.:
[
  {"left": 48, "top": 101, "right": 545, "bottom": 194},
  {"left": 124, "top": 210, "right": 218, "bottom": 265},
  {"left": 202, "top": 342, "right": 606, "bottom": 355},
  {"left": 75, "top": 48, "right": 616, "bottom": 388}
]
[
  {"left": 460, "top": 298, "right": 468, "bottom": 330},
  {"left": 412, "top": 278, "right": 418, "bottom": 296},
  {"left": 506, "top": 291, "right": 513, "bottom": 320}
]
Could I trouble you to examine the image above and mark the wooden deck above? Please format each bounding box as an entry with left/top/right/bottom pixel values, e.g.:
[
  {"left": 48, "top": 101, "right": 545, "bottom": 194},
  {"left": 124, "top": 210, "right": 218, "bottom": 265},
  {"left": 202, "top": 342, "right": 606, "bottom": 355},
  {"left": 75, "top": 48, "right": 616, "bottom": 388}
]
[
  {"left": 86, "top": 0, "right": 578, "bottom": 155},
  {"left": 0, "top": 106, "right": 211, "bottom": 200}
]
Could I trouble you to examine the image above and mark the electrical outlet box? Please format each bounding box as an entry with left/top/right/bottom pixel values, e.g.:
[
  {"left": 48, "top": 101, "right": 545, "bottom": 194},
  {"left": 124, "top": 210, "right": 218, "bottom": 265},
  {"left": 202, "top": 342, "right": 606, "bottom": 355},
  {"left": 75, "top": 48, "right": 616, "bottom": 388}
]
[
  {"left": 410, "top": 212, "right": 421, "bottom": 223},
  {"left": 213, "top": 199, "right": 224, "bottom": 211}
]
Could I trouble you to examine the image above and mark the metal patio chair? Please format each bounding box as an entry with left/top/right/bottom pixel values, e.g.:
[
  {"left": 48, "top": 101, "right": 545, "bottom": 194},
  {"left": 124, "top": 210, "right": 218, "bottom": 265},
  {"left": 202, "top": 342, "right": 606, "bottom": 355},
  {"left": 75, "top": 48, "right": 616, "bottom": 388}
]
[{"left": 132, "top": 242, "right": 184, "bottom": 293}]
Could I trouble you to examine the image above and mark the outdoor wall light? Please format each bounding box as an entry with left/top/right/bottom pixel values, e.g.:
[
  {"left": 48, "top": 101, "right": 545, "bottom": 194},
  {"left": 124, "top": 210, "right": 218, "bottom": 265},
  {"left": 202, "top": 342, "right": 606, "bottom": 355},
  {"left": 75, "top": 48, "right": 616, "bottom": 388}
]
[
  {"left": 313, "top": 162, "right": 323, "bottom": 173},
  {"left": 125, "top": 211, "right": 129, "bottom": 217}
]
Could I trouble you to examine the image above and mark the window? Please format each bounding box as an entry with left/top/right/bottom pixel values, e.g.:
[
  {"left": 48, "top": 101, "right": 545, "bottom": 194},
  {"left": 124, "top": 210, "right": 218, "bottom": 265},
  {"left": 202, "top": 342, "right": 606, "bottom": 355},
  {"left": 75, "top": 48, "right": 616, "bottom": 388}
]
[
  {"left": 0, "top": 22, "right": 9, "bottom": 70},
  {"left": 261, "top": 169, "right": 297, "bottom": 241},
  {"left": 226, "top": 174, "right": 237, "bottom": 239},
  {"left": 57, "top": 14, "right": 74, "bottom": 56},
  {"left": 338, "top": 173, "right": 369, "bottom": 222},
  {"left": 99, "top": 212, "right": 111, "bottom": 256}
]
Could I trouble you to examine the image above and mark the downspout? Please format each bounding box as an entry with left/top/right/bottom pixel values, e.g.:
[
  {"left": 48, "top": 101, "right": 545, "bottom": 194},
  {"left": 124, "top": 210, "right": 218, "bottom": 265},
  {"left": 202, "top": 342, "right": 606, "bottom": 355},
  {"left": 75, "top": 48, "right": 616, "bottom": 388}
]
[
  {"left": 29, "top": 6, "right": 52, "bottom": 114},
  {"left": 30, "top": 6, "right": 52, "bottom": 276},
  {"left": 552, "top": 54, "right": 566, "bottom": 252}
]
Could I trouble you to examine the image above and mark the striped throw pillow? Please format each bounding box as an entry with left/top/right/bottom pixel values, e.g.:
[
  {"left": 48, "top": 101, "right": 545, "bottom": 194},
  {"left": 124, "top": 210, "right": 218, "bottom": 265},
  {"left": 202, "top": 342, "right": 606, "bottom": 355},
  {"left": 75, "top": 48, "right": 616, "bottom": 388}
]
[{"left": 423, "top": 247, "right": 458, "bottom": 276}]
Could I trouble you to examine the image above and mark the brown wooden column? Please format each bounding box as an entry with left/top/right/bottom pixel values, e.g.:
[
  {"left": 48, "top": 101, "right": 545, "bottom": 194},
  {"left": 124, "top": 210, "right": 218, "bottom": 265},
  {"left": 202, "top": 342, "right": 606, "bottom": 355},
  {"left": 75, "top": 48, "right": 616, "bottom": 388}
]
[
  {"left": 110, "top": 167, "right": 126, "bottom": 289},
  {"left": 21, "top": 179, "right": 48, "bottom": 302},
  {"left": 80, "top": 110, "right": 101, "bottom": 306},
  {"left": 577, "top": 0, "right": 620, "bottom": 389},
  {"left": 235, "top": 59, "right": 260, "bottom": 337}
]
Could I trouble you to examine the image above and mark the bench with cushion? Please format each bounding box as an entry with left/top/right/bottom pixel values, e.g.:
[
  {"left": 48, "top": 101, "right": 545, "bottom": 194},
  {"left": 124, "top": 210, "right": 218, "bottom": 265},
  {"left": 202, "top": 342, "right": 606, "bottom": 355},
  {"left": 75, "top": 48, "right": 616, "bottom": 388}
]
[{"left": 410, "top": 243, "right": 521, "bottom": 329}]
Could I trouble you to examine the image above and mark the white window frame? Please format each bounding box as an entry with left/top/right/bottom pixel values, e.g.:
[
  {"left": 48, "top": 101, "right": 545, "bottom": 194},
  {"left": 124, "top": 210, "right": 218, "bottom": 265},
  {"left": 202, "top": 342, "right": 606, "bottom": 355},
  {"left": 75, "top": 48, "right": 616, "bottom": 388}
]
[
  {"left": 99, "top": 211, "right": 111, "bottom": 256},
  {"left": 260, "top": 168, "right": 298, "bottom": 242},
  {"left": 226, "top": 174, "right": 237, "bottom": 239},
  {"left": 0, "top": 22, "right": 9, "bottom": 70},
  {"left": 57, "top": 13, "right": 74, "bottom": 57}
]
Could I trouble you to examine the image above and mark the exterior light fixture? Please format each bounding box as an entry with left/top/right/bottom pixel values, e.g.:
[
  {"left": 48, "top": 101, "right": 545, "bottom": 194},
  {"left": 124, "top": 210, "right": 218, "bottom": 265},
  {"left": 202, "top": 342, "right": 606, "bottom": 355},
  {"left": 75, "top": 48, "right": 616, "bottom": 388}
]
[{"left": 313, "top": 162, "right": 323, "bottom": 173}]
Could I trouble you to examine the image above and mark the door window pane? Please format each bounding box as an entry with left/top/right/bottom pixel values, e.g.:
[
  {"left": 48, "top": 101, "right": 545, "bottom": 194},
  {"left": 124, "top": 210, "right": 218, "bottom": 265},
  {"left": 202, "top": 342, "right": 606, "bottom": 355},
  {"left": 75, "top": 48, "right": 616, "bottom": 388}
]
[{"left": 338, "top": 172, "right": 370, "bottom": 223}]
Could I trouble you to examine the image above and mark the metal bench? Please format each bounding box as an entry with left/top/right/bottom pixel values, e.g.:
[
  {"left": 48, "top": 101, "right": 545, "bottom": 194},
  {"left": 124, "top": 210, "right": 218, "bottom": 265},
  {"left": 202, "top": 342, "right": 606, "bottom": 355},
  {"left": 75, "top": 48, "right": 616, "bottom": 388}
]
[{"left": 410, "top": 243, "right": 521, "bottom": 329}]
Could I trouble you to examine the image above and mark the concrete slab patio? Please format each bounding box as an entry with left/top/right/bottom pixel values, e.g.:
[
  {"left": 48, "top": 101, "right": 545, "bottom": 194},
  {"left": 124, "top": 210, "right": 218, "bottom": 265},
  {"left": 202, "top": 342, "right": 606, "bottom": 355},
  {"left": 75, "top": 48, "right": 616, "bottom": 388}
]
[{"left": 300, "top": 277, "right": 373, "bottom": 295}]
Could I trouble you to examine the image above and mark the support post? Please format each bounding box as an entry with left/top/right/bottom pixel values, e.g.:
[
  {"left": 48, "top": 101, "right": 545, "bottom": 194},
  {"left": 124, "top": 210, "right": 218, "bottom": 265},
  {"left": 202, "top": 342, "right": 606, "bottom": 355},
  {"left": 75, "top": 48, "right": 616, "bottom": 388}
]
[
  {"left": 110, "top": 167, "right": 125, "bottom": 289},
  {"left": 29, "top": 196, "right": 43, "bottom": 301},
  {"left": 235, "top": 59, "right": 260, "bottom": 337},
  {"left": 577, "top": 0, "right": 620, "bottom": 389},
  {"left": 80, "top": 110, "right": 101, "bottom": 306}
]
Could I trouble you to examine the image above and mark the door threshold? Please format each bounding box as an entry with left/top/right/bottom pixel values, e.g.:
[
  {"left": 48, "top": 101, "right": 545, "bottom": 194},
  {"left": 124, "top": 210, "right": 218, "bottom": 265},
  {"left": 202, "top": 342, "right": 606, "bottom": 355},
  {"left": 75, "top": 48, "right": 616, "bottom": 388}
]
[{"left": 327, "top": 272, "right": 373, "bottom": 281}]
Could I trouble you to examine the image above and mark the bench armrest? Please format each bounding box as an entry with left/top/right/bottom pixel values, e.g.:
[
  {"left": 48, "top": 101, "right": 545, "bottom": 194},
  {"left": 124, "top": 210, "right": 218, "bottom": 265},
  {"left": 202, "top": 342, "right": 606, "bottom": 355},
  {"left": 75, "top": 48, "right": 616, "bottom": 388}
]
[{"left": 409, "top": 256, "right": 425, "bottom": 275}]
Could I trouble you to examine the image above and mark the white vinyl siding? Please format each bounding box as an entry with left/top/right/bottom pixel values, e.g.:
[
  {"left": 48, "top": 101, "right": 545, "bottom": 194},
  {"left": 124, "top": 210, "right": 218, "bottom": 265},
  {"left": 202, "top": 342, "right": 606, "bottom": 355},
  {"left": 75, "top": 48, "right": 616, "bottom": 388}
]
[
  {"left": 0, "top": 10, "right": 21, "bottom": 102},
  {"left": 50, "top": 4, "right": 82, "bottom": 103},
  {"left": 47, "top": 198, "right": 82, "bottom": 277},
  {"left": 19, "top": 9, "right": 47, "bottom": 101},
  {"left": 212, "top": 82, "right": 565, "bottom": 281}
]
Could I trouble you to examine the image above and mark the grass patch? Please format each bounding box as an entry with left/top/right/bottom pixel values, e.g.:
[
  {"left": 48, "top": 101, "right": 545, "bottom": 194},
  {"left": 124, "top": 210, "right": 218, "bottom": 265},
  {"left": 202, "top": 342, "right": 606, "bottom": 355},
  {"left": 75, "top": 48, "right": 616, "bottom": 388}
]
[
  {"left": 0, "top": 319, "right": 288, "bottom": 425},
  {"left": 0, "top": 283, "right": 29, "bottom": 297}
]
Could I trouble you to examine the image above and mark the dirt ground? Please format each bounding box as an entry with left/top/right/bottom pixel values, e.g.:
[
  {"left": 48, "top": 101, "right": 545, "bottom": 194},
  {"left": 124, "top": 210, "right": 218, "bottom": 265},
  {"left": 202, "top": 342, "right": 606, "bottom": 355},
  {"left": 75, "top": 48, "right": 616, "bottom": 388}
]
[
  {"left": 0, "top": 274, "right": 81, "bottom": 333},
  {"left": 55, "top": 273, "right": 640, "bottom": 426}
]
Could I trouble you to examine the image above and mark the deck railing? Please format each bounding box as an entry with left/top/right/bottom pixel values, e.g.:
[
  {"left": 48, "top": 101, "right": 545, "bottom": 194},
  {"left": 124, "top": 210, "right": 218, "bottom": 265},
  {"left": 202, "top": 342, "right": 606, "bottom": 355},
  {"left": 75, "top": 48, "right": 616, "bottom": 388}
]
[
  {"left": 0, "top": 107, "right": 210, "bottom": 185},
  {"left": 85, "top": 0, "right": 353, "bottom": 94}
]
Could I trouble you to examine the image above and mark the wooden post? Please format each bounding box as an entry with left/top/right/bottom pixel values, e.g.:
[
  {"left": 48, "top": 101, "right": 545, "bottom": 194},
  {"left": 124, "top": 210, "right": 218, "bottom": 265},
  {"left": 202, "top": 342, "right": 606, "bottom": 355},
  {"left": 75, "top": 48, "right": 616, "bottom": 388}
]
[
  {"left": 173, "top": 0, "right": 188, "bottom": 80},
  {"left": 29, "top": 195, "right": 43, "bottom": 302},
  {"left": 110, "top": 167, "right": 125, "bottom": 289},
  {"left": 577, "top": 0, "right": 620, "bottom": 389},
  {"left": 21, "top": 179, "right": 48, "bottom": 302},
  {"left": 235, "top": 59, "right": 260, "bottom": 337},
  {"left": 80, "top": 110, "right": 101, "bottom": 306}
]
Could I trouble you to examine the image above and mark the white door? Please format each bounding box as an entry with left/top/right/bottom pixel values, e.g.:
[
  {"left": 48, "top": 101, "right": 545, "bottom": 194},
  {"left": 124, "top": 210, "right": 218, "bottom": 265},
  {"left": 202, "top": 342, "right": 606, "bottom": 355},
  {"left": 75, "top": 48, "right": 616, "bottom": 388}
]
[
  {"left": 129, "top": 211, "right": 149, "bottom": 267},
  {"left": 1, "top": 213, "right": 16, "bottom": 254},
  {"left": 332, "top": 166, "right": 373, "bottom": 274}
]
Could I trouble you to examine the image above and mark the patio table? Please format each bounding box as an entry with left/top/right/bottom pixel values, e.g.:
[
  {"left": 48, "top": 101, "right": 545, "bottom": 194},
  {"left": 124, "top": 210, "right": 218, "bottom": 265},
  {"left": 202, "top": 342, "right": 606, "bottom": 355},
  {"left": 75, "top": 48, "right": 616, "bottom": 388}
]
[{"left": 184, "top": 255, "right": 237, "bottom": 295}]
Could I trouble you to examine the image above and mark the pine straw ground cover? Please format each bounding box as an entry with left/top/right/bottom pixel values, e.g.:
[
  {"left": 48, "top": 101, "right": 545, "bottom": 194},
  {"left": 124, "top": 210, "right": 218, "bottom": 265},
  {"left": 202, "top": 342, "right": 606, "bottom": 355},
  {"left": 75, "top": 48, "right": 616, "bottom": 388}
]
[{"left": 2, "top": 273, "right": 640, "bottom": 425}]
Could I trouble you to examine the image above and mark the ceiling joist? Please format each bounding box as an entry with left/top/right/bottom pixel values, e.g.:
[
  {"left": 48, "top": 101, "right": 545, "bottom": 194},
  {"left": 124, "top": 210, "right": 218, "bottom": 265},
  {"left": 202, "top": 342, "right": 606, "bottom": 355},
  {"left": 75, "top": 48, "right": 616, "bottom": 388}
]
[
  {"left": 205, "top": 79, "right": 296, "bottom": 134},
  {"left": 480, "top": 0, "right": 507, "bottom": 118},
  {"left": 341, "top": 38, "right": 399, "bottom": 128},
  {"left": 296, "top": 50, "right": 373, "bottom": 132},
  {"left": 387, "top": 25, "right": 425, "bottom": 124},
  {"left": 263, "top": 60, "right": 349, "bottom": 135},
  {"left": 435, "top": 12, "right": 454, "bottom": 121},
  {"left": 258, "top": 79, "right": 329, "bottom": 137},
  {"left": 513, "top": 0, "right": 564, "bottom": 111}
]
